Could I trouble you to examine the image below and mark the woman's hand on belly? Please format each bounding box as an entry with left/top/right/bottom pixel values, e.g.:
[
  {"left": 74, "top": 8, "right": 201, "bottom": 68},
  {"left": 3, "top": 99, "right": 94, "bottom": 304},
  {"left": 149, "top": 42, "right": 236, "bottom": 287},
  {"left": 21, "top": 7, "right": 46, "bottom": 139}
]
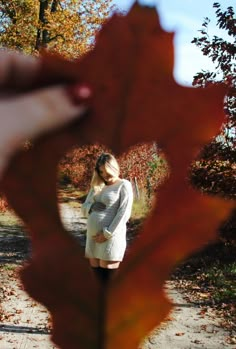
[{"left": 92, "top": 232, "right": 108, "bottom": 243}]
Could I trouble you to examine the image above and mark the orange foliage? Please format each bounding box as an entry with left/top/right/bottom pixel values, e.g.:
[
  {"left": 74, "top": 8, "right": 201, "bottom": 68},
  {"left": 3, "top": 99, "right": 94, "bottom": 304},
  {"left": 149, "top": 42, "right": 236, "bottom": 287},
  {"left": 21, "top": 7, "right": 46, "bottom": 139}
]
[
  {"left": 0, "top": 3, "right": 234, "bottom": 349},
  {"left": 0, "top": 195, "right": 8, "bottom": 212},
  {"left": 0, "top": 0, "right": 113, "bottom": 58},
  {"left": 58, "top": 142, "right": 167, "bottom": 197},
  {"left": 58, "top": 143, "right": 108, "bottom": 189}
]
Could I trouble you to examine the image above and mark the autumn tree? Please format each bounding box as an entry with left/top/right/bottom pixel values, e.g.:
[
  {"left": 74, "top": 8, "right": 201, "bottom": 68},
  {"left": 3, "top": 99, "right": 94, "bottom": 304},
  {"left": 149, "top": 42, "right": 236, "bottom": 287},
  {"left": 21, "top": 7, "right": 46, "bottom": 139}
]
[
  {"left": 0, "top": 0, "right": 113, "bottom": 212},
  {"left": 118, "top": 143, "right": 168, "bottom": 201},
  {"left": 58, "top": 143, "right": 109, "bottom": 190},
  {"left": 191, "top": 2, "right": 235, "bottom": 147},
  {"left": 190, "top": 2, "right": 236, "bottom": 241},
  {"left": 58, "top": 142, "right": 168, "bottom": 205},
  {"left": 0, "top": 0, "right": 113, "bottom": 58}
]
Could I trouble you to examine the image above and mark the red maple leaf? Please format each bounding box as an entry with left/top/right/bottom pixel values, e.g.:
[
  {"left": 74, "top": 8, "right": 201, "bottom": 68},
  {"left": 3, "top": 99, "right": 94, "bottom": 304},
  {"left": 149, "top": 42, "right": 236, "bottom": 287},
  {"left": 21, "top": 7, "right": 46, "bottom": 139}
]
[{"left": 0, "top": 3, "right": 234, "bottom": 349}]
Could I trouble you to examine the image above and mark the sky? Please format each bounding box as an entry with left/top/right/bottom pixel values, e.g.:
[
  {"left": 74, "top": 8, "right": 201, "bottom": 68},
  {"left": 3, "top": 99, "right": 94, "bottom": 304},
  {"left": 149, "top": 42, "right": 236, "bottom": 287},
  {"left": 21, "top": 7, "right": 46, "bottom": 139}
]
[{"left": 112, "top": 0, "right": 233, "bottom": 86}]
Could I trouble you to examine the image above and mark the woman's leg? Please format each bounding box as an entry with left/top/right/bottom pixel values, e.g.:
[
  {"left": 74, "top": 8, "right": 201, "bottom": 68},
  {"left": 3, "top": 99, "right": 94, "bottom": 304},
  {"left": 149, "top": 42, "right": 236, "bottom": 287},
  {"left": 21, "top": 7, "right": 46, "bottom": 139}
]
[
  {"left": 89, "top": 258, "right": 103, "bottom": 281},
  {"left": 99, "top": 260, "right": 120, "bottom": 269},
  {"left": 90, "top": 259, "right": 120, "bottom": 284},
  {"left": 96, "top": 260, "right": 120, "bottom": 284},
  {"left": 89, "top": 258, "right": 100, "bottom": 267}
]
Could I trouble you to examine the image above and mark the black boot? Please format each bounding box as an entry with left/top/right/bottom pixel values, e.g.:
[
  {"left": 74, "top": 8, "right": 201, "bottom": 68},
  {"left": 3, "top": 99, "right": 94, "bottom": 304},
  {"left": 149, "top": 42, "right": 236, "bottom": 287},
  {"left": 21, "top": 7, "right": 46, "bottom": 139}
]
[
  {"left": 91, "top": 266, "right": 101, "bottom": 281},
  {"left": 92, "top": 267, "right": 117, "bottom": 285}
]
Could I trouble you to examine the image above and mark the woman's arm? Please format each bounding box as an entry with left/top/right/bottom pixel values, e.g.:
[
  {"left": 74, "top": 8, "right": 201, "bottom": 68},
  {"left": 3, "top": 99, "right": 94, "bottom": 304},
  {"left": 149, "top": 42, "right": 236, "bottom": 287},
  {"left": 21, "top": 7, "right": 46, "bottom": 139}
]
[
  {"left": 81, "top": 188, "right": 95, "bottom": 218},
  {"left": 103, "top": 182, "right": 133, "bottom": 239}
]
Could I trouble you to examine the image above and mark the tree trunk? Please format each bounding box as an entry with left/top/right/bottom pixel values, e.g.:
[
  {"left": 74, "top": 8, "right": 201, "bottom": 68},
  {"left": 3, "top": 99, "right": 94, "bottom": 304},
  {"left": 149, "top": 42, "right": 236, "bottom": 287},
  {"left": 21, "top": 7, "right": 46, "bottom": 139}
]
[
  {"left": 51, "top": 0, "right": 60, "bottom": 12},
  {"left": 134, "top": 177, "right": 140, "bottom": 199},
  {"left": 35, "top": 0, "right": 50, "bottom": 50}
]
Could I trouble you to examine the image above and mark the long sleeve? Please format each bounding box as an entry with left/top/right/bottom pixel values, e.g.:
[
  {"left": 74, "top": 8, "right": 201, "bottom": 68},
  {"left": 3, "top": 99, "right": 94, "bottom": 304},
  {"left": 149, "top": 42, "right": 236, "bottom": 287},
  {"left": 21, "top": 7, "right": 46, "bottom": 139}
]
[
  {"left": 103, "top": 182, "right": 133, "bottom": 239},
  {"left": 81, "top": 188, "right": 95, "bottom": 218}
]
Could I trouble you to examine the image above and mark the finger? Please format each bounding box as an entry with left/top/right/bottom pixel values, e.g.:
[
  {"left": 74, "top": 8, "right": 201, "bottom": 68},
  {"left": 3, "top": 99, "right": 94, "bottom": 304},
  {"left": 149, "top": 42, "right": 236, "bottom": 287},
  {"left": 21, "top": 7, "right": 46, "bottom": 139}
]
[
  {"left": 0, "top": 50, "right": 39, "bottom": 90},
  {"left": 0, "top": 83, "right": 91, "bottom": 177}
]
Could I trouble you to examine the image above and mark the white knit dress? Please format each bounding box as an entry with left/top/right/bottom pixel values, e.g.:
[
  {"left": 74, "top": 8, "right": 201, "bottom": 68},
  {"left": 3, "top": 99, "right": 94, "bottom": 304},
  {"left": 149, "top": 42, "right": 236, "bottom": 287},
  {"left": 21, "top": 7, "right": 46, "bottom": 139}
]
[{"left": 81, "top": 179, "right": 133, "bottom": 261}]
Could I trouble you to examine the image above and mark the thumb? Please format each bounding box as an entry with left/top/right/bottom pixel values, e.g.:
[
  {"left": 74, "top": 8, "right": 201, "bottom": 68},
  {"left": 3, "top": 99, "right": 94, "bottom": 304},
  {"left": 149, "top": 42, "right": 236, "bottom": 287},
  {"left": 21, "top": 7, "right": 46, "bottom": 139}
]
[{"left": 0, "top": 83, "right": 91, "bottom": 176}]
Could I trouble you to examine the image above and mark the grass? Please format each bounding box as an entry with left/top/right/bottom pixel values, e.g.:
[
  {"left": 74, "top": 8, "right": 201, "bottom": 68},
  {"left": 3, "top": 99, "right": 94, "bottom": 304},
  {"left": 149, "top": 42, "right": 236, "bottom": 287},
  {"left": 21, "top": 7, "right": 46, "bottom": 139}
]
[
  {"left": 1, "top": 263, "right": 17, "bottom": 271},
  {"left": 127, "top": 193, "right": 153, "bottom": 243},
  {"left": 131, "top": 194, "right": 150, "bottom": 220},
  {"left": 173, "top": 242, "right": 236, "bottom": 332},
  {"left": 203, "top": 261, "right": 236, "bottom": 303}
]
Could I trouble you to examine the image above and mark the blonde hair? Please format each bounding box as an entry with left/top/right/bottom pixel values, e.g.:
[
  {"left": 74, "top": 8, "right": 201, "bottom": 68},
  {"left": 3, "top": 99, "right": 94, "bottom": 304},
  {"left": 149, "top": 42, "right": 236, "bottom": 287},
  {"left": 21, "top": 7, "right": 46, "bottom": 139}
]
[{"left": 90, "top": 153, "right": 120, "bottom": 192}]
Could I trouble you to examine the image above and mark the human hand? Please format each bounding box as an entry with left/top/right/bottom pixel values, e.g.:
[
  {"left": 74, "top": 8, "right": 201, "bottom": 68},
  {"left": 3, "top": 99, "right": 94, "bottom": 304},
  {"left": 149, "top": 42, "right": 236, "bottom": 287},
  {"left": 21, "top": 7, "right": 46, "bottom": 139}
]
[
  {"left": 92, "top": 233, "right": 107, "bottom": 243},
  {"left": 91, "top": 202, "right": 106, "bottom": 212},
  {"left": 0, "top": 50, "right": 91, "bottom": 178}
]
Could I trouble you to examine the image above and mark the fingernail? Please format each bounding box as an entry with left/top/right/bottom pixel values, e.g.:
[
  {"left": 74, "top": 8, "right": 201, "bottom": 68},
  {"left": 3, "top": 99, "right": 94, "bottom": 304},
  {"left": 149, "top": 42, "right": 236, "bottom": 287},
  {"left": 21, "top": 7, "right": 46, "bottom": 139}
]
[{"left": 67, "top": 83, "right": 92, "bottom": 105}]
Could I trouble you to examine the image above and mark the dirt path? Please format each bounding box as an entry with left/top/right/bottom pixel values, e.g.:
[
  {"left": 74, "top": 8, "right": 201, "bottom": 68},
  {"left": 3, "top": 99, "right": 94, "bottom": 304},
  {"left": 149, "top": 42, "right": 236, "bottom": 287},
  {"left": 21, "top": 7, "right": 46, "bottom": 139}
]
[
  {"left": 140, "top": 282, "right": 234, "bottom": 349},
  {"left": 0, "top": 269, "right": 54, "bottom": 349},
  {"left": 0, "top": 204, "right": 234, "bottom": 349}
]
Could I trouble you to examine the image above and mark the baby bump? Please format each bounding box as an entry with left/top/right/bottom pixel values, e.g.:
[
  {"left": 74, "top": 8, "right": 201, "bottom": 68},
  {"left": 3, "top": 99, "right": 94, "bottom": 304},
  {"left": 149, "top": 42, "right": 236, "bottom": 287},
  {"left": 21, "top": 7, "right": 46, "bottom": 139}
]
[{"left": 87, "top": 211, "right": 110, "bottom": 235}]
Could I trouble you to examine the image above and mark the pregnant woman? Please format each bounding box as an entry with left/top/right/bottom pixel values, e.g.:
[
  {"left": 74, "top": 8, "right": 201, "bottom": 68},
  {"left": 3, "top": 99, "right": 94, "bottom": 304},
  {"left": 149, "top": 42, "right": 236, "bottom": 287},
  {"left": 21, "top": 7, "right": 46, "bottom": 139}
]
[{"left": 81, "top": 153, "right": 133, "bottom": 284}]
